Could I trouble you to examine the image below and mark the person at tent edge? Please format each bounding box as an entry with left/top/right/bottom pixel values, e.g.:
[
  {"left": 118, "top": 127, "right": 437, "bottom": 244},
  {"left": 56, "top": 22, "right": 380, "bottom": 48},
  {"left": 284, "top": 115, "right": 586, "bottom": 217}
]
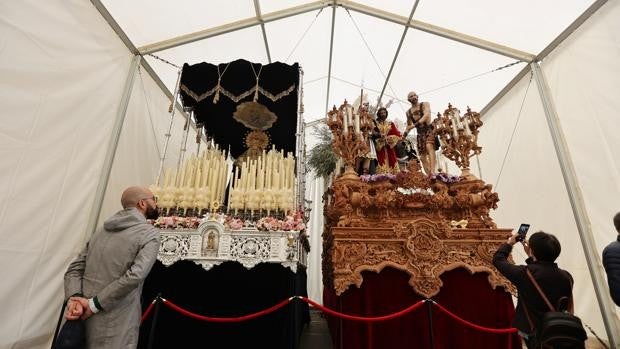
[
  {"left": 602, "top": 211, "right": 620, "bottom": 306},
  {"left": 492, "top": 231, "right": 574, "bottom": 349},
  {"left": 63, "top": 186, "right": 160, "bottom": 349}
]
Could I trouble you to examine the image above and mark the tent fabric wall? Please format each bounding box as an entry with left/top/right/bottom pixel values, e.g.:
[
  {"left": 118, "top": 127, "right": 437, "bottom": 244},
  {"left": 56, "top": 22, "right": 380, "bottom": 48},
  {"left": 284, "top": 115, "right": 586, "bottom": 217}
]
[
  {"left": 0, "top": 1, "right": 189, "bottom": 348},
  {"left": 2, "top": 0, "right": 619, "bottom": 348},
  {"left": 0, "top": 0, "right": 131, "bottom": 347},
  {"left": 479, "top": 0, "right": 620, "bottom": 340},
  {"left": 305, "top": 174, "right": 326, "bottom": 304},
  {"left": 99, "top": 65, "right": 203, "bottom": 227}
]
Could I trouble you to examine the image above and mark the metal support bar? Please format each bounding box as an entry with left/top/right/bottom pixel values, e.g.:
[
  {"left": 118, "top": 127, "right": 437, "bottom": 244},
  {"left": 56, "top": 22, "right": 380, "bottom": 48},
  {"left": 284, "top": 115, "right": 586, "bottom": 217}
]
[
  {"left": 147, "top": 295, "right": 162, "bottom": 349},
  {"left": 295, "top": 68, "right": 305, "bottom": 211},
  {"left": 480, "top": 0, "right": 606, "bottom": 116},
  {"left": 531, "top": 61, "right": 620, "bottom": 348},
  {"left": 376, "top": 0, "right": 419, "bottom": 108},
  {"left": 90, "top": 0, "right": 202, "bottom": 146},
  {"left": 139, "top": 1, "right": 331, "bottom": 54},
  {"left": 339, "top": 0, "right": 534, "bottom": 62},
  {"left": 155, "top": 68, "right": 183, "bottom": 186},
  {"left": 426, "top": 300, "right": 435, "bottom": 349},
  {"left": 253, "top": 0, "right": 272, "bottom": 63},
  {"left": 90, "top": 0, "right": 138, "bottom": 54},
  {"left": 325, "top": 2, "right": 337, "bottom": 115},
  {"left": 535, "top": 0, "right": 608, "bottom": 61},
  {"left": 84, "top": 55, "right": 141, "bottom": 239}
]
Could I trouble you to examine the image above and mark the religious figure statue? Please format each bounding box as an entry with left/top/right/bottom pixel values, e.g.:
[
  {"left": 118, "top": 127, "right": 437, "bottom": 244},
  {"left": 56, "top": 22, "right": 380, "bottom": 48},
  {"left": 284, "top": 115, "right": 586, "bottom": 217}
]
[
  {"left": 372, "top": 107, "right": 401, "bottom": 173},
  {"left": 405, "top": 91, "right": 437, "bottom": 175}
]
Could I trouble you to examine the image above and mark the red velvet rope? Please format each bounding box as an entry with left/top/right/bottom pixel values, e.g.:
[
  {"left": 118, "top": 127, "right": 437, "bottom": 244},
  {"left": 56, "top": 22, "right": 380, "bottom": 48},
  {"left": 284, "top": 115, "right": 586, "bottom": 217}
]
[
  {"left": 300, "top": 296, "right": 426, "bottom": 322},
  {"left": 161, "top": 297, "right": 292, "bottom": 323},
  {"left": 431, "top": 301, "right": 517, "bottom": 334},
  {"left": 140, "top": 295, "right": 519, "bottom": 340},
  {"left": 141, "top": 298, "right": 157, "bottom": 323}
]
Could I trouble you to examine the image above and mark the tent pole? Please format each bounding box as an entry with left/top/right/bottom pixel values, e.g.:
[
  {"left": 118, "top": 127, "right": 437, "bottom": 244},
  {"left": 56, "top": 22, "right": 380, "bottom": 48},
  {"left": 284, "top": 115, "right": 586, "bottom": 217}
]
[
  {"left": 253, "top": 0, "right": 272, "bottom": 63},
  {"left": 531, "top": 61, "right": 620, "bottom": 347},
  {"left": 295, "top": 68, "right": 305, "bottom": 211},
  {"left": 84, "top": 54, "right": 141, "bottom": 239},
  {"left": 376, "top": 0, "right": 419, "bottom": 108},
  {"left": 325, "top": 1, "right": 336, "bottom": 115}
]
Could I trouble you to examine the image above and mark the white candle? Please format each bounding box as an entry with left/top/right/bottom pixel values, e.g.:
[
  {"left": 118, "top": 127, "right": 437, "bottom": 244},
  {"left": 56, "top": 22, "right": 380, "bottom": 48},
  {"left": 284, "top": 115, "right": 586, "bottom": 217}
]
[
  {"left": 354, "top": 109, "right": 360, "bottom": 134},
  {"left": 451, "top": 117, "right": 459, "bottom": 139},
  {"left": 267, "top": 153, "right": 272, "bottom": 189},
  {"left": 464, "top": 116, "right": 472, "bottom": 136},
  {"left": 219, "top": 162, "right": 226, "bottom": 202},
  {"left": 343, "top": 109, "right": 348, "bottom": 134},
  {"left": 233, "top": 166, "right": 238, "bottom": 190},
  {"left": 194, "top": 169, "right": 201, "bottom": 188}
]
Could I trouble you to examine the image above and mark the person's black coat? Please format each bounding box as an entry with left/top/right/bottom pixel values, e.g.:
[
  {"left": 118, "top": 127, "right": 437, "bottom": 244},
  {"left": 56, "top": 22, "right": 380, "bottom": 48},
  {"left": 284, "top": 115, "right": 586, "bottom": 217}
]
[
  {"left": 602, "top": 236, "right": 620, "bottom": 306},
  {"left": 493, "top": 243, "right": 573, "bottom": 334}
]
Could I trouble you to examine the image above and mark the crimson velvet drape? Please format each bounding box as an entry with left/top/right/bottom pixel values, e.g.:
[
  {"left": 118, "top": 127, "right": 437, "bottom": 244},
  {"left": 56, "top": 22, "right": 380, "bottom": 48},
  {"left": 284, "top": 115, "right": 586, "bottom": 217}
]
[{"left": 324, "top": 267, "right": 520, "bottom": 349}]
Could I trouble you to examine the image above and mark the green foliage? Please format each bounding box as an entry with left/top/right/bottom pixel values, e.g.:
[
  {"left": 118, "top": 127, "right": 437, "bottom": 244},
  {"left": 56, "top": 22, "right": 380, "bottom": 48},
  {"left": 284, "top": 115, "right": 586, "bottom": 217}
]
[{"left": 306, "top": 125, "right": 337, "bottom": 179}]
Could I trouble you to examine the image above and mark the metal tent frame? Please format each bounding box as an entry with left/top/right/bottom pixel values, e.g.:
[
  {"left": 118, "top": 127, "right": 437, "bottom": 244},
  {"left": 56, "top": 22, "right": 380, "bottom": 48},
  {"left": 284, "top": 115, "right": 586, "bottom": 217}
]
[{"left": 88, "top": 0, "right": 619, "bottom": 345}]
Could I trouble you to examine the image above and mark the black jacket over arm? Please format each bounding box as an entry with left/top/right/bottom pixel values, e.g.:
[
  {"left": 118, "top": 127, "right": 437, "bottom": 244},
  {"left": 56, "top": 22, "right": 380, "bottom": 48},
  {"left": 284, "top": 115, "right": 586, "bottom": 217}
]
[
  {"left": 493, "top": 243, "right": 573, "bottom": 334},
  {"left": 602, "top": 236, "right": 620, "bottom": 306}
]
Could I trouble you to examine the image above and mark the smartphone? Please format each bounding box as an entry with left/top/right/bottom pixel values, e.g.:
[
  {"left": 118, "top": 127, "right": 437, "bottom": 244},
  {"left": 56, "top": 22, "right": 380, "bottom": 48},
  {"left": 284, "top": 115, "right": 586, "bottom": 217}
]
[{"left": 515, "top": 223, "right": 530, "bottom": 242}]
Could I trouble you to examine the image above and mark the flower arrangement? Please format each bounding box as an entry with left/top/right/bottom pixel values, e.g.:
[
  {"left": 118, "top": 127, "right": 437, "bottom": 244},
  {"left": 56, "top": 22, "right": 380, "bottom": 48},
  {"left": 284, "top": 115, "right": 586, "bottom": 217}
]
[
  {"left": 152, "top": 211, "right": 306, "bottom": 233},
  {"left": 360, "top": 173, "right": 398, "bottom": 183},
  {"left": 256, "top": 213, "right": 306, "bottom": 232},
  {"left": 152, "top": 216, "right": 202, "bottom": 229},
  {"left": 430, "top": 172, "right": 461, "bottom": 184},
  {"left": 396, "top": 187, "right": 432, "bottom": 195},
  {"left": 224, "top": 217, "right": 244, "bottom": 230}
]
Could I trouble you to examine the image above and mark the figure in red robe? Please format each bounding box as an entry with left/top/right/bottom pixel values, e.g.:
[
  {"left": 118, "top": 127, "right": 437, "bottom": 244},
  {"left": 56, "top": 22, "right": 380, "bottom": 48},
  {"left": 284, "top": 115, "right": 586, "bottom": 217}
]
[{"left": 372, "top": 107, "right": 401, "bottom": 173}]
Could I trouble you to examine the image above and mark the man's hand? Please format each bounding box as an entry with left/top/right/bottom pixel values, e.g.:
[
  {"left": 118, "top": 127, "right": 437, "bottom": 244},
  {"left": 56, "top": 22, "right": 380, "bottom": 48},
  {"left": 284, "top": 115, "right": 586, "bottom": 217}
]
[
  {"left": 65, "top": 297, "right": 94, "bottom": 320},
  {"left": 65, "top": 297, "right": 84, "bottom": 320},
  {"left": 80, "top": 303, "right": 94, "bottom": 320}
]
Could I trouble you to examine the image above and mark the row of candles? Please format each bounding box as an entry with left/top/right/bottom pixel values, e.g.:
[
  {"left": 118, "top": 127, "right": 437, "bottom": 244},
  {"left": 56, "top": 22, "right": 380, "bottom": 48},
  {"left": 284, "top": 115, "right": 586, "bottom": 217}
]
[
  {"left": 232, "top": 146, "right": 296, "bottom": 192},
  {"left": 228, "top": 147, "right": 296, "bottom": 215},
  {"left": 152, "top": 147, "right": 231, "bottom": 212},
  {"left": 150, "top": 146, "right": 298, "bottom": 215}
]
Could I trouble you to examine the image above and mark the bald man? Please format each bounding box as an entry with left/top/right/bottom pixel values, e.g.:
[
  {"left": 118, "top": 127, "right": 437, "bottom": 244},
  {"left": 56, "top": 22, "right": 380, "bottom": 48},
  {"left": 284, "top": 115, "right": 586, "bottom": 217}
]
[{"left": 63, "top": 186, "right": 160, "bottom": 349}]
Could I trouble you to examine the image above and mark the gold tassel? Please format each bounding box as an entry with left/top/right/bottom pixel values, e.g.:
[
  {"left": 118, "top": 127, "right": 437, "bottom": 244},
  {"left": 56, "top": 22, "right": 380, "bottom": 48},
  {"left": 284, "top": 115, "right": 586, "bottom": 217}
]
[{"left": 253, "top": 85, "right": 259, "bottom": 102}]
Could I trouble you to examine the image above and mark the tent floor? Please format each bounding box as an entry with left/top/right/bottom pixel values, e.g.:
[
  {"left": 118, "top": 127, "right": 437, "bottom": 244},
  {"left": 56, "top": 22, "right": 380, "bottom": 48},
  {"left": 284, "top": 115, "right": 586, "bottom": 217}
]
[{"left": 299, "top": 309, "right": 333, "bottom": 349}]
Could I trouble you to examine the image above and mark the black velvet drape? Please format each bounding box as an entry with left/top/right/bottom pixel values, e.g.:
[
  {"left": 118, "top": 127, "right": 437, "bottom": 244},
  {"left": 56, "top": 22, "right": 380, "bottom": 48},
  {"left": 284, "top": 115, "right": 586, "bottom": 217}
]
[
  {"left": 139, "top": 261, "right": 309, "bottom": 349},
  {"left": 179, "top": 59, "right": 299, "bottom": 159},
  {"left": 323, "top": 267, "right": 520, "bottom": 349}
]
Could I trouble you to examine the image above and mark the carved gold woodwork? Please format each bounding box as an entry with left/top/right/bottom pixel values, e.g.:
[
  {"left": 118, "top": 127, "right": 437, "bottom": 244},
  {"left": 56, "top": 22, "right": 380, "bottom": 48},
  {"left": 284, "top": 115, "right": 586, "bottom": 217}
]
[
  {"left": 433, "top": 105, "right": 483, "bottom": 180},
  {"left": 322, "top": 167, "right": 513, "bottom": 298},
  {"left": 326, "top": 102, "right": 373, "bottom": 177}
]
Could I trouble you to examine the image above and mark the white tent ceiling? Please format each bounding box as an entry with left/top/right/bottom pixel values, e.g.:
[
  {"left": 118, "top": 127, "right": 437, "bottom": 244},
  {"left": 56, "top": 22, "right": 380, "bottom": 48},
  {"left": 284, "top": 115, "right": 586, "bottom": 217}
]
[
  {"left": 1, "top": 0, "right": 619, "bottom": 348},
  {"left": 101, "top": 0, "right": 594, "bottom": 122}
]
